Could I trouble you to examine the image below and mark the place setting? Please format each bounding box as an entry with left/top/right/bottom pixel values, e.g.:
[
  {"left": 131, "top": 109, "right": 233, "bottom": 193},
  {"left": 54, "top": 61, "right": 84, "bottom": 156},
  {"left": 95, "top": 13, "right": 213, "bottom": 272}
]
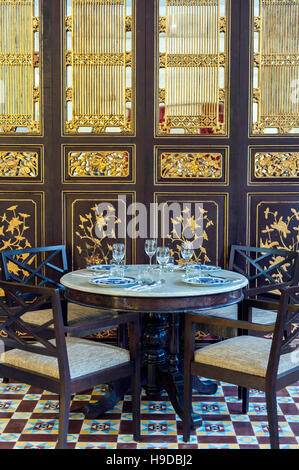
[{"left": 70, "top": 239, "right": 239, "bottom": 293}]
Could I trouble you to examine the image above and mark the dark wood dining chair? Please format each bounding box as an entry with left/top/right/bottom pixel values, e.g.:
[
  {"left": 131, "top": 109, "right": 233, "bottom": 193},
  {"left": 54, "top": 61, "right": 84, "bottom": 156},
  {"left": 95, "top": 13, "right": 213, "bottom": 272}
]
[
  {"left": 192, "top": 245, "right": 299, "bottom": 410},
  {"left": 183, "top": 284, "right": 299, "bottom": 449},
  {"left": 0, "top": 245, "right": 121, "bottom": 340},
  {"left": 0, "top": 280, "right": 141, "bottom": 449}
]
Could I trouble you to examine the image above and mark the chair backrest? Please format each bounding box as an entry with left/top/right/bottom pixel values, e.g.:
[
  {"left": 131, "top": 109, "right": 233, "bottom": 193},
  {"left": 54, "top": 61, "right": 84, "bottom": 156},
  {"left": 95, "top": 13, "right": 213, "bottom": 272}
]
[
  {"left": 229, "top": 245, "right": 299, "bottom": 289},
  {"left": 0, "top": 280, "right": 70, "bottom": 382},
  {"left": 266, "top": 285, "right": 299, "bottom": 382},
  {"left": 0, "top": 245, "right": 68, "bottom": 290}
]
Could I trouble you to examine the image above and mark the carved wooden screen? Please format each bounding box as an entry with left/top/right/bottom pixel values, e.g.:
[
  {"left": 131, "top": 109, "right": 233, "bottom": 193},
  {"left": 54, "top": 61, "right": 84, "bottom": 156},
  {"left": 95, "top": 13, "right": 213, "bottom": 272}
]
[
  {"left": 63, "top": 0, "right": 135, "bottom": 135},
  {"left": 251, "top": 0, "right": 299, "bottom": 135},
  {"left": 157, "top": 0, "right": 229, "bottom": 135},
  {"left": 0, "top": 0, "right": 41, "bottom": 134},
  {"left": 0, "top": 0, "right": 297, "bottom": 307}
]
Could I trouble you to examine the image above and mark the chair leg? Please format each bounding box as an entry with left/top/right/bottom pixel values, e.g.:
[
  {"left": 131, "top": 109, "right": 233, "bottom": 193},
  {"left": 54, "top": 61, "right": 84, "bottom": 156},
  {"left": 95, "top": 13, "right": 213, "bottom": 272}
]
[
  {"left": 131, "top": 373, "right": 141, "bottom": 442},
  {"left": 241, "top": 387, "right": 249, "bottom": 414},
  {"left": 57, "top": 388, "right": 72, "bottom": 449},
  {"left": 266, "top": 388, "right": 279, "bottom": 449},
  {"left": 182, "top": 369, "right": 193, "bottom": 442}
]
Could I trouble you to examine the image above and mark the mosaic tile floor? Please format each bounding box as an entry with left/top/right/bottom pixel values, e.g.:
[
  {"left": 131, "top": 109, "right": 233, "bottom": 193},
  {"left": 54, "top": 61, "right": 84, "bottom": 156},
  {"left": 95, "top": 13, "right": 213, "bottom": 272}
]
[{"left": 0, "top": 379, "right": 298, "bottom": 449}]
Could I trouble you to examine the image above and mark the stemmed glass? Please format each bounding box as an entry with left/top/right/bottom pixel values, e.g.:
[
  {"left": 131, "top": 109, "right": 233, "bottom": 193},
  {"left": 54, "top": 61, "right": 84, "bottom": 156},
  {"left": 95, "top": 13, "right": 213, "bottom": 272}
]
[
  {"left": 156, "top": 246, "right": 170, "bottom": 271},
  {"left": 112, "top": 243, "right": 125, "bottom": 276},
  {"left": 181, "top": 241, "right": 194, "bottom": 275},
  {"left": 145, "top": 239, "right": 157, "bottom": 266}
]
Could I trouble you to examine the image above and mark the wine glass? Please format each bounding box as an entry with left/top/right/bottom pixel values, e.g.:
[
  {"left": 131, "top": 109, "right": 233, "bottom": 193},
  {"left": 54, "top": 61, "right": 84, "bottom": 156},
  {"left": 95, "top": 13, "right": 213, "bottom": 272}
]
[
  {"left": 145, "top": 239, "right": 157, "bottom": 266},
  {"left": 112, "top": 243, "right": 125, "bottom": 275},
  {"left": 181, "top": 241, "right": 194, "bottom": 275},
  {"left": 156, "top": 246, "right": 170, "bottom": 271}
]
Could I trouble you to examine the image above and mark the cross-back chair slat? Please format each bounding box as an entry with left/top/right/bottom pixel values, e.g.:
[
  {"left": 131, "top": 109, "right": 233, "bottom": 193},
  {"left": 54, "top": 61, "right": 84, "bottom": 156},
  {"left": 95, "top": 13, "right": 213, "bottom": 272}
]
[
  {"left": 183, "top": 284, "right": 299, "bottom": 449},
  {"left": 1, "top": 245, "right": 68, "bottom": 289},
  {"left": 229, "top": 245, "right": 299, "bottom": 290},
  {"left": 0, "top": 280, "right": 141, "bottom": 448}
]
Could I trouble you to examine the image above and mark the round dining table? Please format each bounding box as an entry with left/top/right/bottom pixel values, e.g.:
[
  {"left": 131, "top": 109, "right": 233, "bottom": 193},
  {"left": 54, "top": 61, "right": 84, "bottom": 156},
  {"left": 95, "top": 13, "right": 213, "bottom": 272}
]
[{"left": 60, "top": 265, "right": 248, "bottom": 425}]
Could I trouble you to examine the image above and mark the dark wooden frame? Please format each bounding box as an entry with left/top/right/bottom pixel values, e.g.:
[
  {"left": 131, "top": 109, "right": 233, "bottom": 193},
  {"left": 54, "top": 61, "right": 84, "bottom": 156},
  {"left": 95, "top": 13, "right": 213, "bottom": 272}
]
[
  {"left": 183, "top": 285, "right": 299, "bottom": 449},
  {"left": 0, "top": 280, "right": 141, "bottom": 449}
]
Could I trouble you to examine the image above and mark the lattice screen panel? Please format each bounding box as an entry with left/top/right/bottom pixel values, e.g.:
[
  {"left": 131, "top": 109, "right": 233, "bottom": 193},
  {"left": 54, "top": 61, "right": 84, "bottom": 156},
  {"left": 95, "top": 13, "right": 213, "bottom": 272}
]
[
  {"left": 251, "top": 0, "right": 299, "bottom": 135},
  {"left": 0, "top": 0, "right": 41, "bottom": 134},
  {"left": 157, "top": 0, "right": 228, "bottom": 136},
  {"left": 63, "top": 0, "right": 135, "bottom": 135}
]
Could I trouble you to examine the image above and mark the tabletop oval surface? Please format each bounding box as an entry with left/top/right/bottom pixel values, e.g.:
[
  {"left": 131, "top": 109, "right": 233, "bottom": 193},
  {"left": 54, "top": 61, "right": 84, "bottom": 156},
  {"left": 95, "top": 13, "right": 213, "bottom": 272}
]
[{"left": 60, "top": 265, "right": 248, "bottom": 298}]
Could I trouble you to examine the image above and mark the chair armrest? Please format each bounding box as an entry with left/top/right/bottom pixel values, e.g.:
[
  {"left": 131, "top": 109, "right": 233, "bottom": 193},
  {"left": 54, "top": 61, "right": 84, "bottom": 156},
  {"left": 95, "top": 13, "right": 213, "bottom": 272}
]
[
  {"left": 244, "top": 282, "right": 289, "bottom": 298},
  {"left": 185, "top": 311, "right": 275, "bottom": 333},
  {"left": 64, "top": 310, "right": 139, "bottom": 336}
]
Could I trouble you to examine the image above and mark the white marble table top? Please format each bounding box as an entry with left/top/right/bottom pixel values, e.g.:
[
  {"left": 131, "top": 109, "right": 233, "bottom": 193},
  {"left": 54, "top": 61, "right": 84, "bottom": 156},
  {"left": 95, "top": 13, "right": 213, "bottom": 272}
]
[{"left": 60, "top": 265, "right": 248, "bottom": 298}]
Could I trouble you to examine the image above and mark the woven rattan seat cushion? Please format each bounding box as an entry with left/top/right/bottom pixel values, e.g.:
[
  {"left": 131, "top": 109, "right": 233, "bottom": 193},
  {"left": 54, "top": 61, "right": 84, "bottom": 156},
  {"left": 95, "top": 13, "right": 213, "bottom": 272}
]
[
  {"left": 194, "top": 336, "right": 295, "bottom": 377},
  {"left": 0, "top": 337, "right": 130, "bottom": 379},
  {"left": 19, "top": 303, "right": 118, "bottom": 336}
]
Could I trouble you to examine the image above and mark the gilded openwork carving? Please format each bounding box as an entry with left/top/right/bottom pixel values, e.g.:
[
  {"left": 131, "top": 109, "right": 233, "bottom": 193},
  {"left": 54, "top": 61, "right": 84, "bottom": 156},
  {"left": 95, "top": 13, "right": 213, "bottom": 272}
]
[
  {"left": 0, "top": 0, "right": 41, "bottom": 134},
  {"left": 68, "top": 150, "right": 130, "bottom": 178},
  {"left": 254, "top": 152, "right": 299, "bottom": 178},
  {"left": 63, "top": 0, "right": 135, "bottom": 135},
  {"left": 251, "top": 0, "right": 299, "bottom": 135},
  {"left": 157, "top": 0, "right": 228, "bottom": 135},
  {"left": 0, "top": 151, "right": 38, "bottom": 178},
  {"left": 160, "top": 152, "right": 222, "bottom": 179}
]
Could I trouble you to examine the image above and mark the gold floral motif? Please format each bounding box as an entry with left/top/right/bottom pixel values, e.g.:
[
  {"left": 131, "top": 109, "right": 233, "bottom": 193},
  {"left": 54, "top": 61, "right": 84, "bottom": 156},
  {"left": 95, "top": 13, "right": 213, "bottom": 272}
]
[
  {"left": 259, "top": 206, "right": 299, "bottom": 282},
  {"left": 68, "top": 151, "right": 130, "bottom": 178},
  {"left": 0, "top": 152, "right": 38, "bottom": 178},
  {"left": 254, "top": 152, "right": 299, "bottom": 178},
  {"left": 75, "top": 204, "right": 121, "bottom": 267},
  {"left": 0, "top": 205, "right": 33, "bottom": 294},
  {"left": 161, "top": 152, "right": 222, "bottom": 179},
  {"left": 166, "top": 205, "right": 214, "bottom": 265}
]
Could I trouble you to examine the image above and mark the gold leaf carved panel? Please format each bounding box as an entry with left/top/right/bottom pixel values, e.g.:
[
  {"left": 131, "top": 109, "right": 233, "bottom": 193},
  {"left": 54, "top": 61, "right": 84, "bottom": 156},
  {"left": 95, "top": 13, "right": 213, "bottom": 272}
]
[
  {"left": 0, "top": 151, "right": 39, "bottom": 178},
  {"left": 157, "top": 0, "right": 229, "bottom": 136},
  {"left": 63, "top": 0, "right": 135, "bottom": 135},
  {"left": 254, "top": 152, "right": 299, "bottom": 178},
  {"left": 161, "top": 152, "right": 223, "bottom": 179},
  {"left": 62, "top": 144, "right": 135, "bottom": 183},
  {"left": 0, "top": 0, "right": 41, "bottom": 134},
  {"left": 68, "top": 151, "right": 129, "bottom": 178}
]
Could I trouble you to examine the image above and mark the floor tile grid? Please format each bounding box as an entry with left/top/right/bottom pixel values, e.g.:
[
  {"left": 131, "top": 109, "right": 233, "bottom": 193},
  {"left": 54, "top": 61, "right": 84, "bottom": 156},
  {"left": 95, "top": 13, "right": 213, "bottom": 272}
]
[{"left": 0, "top": 380, "right": 298, "bottom": 449}]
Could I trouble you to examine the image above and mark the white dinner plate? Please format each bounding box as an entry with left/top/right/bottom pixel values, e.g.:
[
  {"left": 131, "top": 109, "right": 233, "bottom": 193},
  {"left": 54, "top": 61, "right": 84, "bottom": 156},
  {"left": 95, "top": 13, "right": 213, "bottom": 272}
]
[
  {"left": 87, "top": 264, "right": 111, "bottom": 271},
  {"left": 89, "top": 275, "right": 137, "bottom": 288},
  {"left": 182, "top": 275, "right": 230, "bottom": 287},
  {"left": 175, "top": 264, "right": 221, "bottom": 272}
]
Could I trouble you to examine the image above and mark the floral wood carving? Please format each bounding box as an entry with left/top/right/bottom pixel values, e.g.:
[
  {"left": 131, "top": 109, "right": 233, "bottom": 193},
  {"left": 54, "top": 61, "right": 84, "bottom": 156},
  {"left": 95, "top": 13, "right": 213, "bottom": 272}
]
[{"left": 75, "top": 204, "right": 120, "bottom": 267}]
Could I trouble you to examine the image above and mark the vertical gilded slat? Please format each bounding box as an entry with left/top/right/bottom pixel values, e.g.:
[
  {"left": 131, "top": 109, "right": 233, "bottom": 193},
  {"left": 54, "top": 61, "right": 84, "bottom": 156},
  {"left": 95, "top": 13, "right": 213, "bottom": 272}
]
[
  {"left": 158, "top": 0, "right": 227, "bottom": 136},
  {"left": 0, "top": 0, "right": 40, "bottom": 134},
  {"left": 252, "top": 0, "right": 299, "bottom": 135},
  {"left": 65, "top": 0, "right": 134, "bottom": 135}
]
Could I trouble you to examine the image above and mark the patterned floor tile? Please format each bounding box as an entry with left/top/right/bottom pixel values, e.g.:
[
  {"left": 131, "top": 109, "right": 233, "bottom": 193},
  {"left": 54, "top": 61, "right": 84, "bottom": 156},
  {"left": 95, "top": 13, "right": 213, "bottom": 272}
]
[{"left": 0, "top": 379, "right": 297, "bottom": 449}]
